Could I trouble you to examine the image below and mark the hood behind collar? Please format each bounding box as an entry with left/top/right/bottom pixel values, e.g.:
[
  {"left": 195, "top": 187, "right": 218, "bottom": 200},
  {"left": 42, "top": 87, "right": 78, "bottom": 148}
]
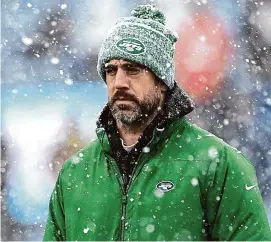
[
  {"left": 97, "top": 84, "right": 195, "bottom": 128},
  {"left": 164, "top": 84, "right": 195, "bottom": 119}
]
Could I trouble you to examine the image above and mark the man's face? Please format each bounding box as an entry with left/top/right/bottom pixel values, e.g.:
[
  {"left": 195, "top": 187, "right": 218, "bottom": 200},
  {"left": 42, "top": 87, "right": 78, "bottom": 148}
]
[{"left": 106, "top": 59, "right": 167, "bottom": 126}]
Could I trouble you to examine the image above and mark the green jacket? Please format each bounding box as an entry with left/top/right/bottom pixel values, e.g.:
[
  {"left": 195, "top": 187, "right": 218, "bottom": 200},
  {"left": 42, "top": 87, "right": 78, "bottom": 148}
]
[{"left": 43, "top": 118, "right": 271, "bottom": 241}]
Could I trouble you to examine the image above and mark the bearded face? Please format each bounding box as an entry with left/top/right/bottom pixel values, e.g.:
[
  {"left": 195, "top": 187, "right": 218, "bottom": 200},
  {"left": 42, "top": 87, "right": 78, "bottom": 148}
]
[
  {"left": 108, "top": 87, "right": 162, "bottom": 125},
  {"left": 105, "top": 59, "right": 167, "bottom": 127}
]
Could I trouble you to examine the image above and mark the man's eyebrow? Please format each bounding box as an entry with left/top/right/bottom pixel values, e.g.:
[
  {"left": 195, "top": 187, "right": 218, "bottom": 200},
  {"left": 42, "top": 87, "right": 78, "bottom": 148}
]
[
  {"left": 104, "top": 63, "right": 117, "bottom": 68},
  {"left": 121, "top": 63, "right": 147, "bottom": 69},
  {"left": 121, "top": 63, "right": 139, "bottom": 67}
]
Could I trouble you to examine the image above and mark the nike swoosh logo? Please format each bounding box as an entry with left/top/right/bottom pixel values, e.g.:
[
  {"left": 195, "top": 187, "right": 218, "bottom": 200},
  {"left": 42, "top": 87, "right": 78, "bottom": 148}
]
[{"left": 245, "top": 184, "right": 256, "bottom": 191}]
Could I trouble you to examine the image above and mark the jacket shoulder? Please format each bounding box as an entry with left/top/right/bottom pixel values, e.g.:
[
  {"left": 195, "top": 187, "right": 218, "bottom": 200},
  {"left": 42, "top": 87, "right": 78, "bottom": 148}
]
[
  {"left": 181, "top": 119, "right": 228, "bottom": 149},
  {"left": 178, "top": 120, "right": 258, "bottom": 189},
  {"left": 176, "top": 119, "right": 253, "bottom": 166}
]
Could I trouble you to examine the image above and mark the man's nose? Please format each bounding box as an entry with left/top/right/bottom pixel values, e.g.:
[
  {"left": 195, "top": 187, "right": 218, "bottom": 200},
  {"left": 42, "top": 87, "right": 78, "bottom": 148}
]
[{"left": 114, "top": 68, "right": 129, "bottom": 89}]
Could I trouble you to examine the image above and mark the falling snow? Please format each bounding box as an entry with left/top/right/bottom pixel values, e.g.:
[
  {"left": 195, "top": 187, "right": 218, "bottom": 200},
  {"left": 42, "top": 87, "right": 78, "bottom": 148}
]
[
  {"left": 1, "top": 0, "right": 271, "bottom": 240},
  {"left": 208, "top": 147, "right": 218, "bottom": 159},
  {"left": 191, "top": 178, "right": 199, "bottom": 186},
  {"left": 65, "top": 78, "right": 73, "bottom": 85},
  {"left": 71, "top": 156, "right": 80, "bottom": 164},
  {"left": 142, "top": 147, "right": 150, "bottom": 153},
  {"left": 60, "top": 4, "right": 67, "bottom": 10},
  {"left": 146, "top": 224, "right": 155, "bottom": 233},
  {"left": 22, "top": 37, "right": 33, "bottom": 46},
  {"left": 79, "top": 153, "right": 84, "bottom": 157},
  {"left": 154, "top": 189, "right": 165, "bottom": 198},
  {"left": 50, "top": 57, "right": 60, "bottom": 65}
]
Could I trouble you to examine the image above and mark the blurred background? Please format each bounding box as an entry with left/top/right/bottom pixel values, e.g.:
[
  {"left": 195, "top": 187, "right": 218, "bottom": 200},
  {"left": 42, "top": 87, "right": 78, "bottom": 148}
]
[{"left": 1, "top": 0, "right": 271, "bottom": 240}]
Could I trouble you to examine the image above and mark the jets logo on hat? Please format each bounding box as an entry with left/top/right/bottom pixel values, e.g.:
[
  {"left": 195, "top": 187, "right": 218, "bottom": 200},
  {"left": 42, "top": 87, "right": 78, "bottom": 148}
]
[
  {"left": 116, "top": 38, "right": 146, "bottom": 55},
  {"left": 156, "top": 181, "right": 175, "bottom": 192}
]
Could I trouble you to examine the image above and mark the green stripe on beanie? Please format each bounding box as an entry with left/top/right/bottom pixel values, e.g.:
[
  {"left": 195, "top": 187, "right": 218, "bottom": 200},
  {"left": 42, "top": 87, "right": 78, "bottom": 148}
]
[{"left": 97, "top": 4, "right": 179, "bottom": 89}]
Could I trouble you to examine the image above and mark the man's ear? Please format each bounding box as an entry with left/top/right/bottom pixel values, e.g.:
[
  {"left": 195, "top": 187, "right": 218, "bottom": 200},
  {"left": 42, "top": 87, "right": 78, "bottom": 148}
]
[
  {"left": 159, "top": 81, "right": 168, "bottom": 93},
  {"left": 155, "top": 77, "right": 168, "bottom": 93}
]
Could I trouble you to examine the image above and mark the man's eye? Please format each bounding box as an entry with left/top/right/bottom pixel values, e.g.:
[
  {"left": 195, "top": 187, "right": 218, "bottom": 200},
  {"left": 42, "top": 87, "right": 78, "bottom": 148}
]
[
  {"left": 105, "top": 68, "right": 117, "bottom": 76},
  {"left": 125, "top": 66, "right": 141, "bottom": 75}
]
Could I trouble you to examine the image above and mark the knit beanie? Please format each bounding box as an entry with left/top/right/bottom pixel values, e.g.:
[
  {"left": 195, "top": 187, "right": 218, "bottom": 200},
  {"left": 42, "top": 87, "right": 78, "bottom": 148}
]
[{"left": 97, "top": 4, "right": 179, "bottom": 89}]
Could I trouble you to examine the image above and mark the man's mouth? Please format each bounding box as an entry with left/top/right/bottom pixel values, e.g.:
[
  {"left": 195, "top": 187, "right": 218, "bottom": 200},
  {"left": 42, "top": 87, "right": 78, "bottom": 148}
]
[
  {"left": 111, "top": 93, "right": 138, "bottom": 105},
  {"left": 115, "top": 99, "right": 135, "bottom": 105},
  {"left": 115, "top": 99, "right": 133, "bottom": 101},
  {"left": 114, "top": 96, "right": 136, "bottom": 102}
]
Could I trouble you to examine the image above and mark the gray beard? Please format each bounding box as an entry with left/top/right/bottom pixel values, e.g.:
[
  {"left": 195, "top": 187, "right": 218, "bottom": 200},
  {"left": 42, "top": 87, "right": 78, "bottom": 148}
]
[{"left": 109, "top": 92, "right": 161, "bottom": 126}]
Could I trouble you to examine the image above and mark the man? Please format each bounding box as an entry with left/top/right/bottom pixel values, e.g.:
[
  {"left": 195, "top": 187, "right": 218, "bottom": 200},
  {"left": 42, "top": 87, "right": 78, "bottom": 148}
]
[{"left": 43, "top": 5, "right": 271, "bottom": 241}]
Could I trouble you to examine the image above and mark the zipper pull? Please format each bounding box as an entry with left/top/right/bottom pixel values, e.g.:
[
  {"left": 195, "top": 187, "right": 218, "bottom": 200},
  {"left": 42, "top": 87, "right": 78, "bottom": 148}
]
[
  {"left": 122, "top": 173, "right": 128, "bottom": 188},
  {"left": 122, "top": 194, "right": 127, "bottom": 204}
]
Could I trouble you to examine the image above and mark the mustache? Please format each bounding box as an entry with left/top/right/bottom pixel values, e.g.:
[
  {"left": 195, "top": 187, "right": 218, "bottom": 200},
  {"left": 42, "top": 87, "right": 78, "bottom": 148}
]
[{"left": 111, "top": 91, "right": 139, "bottom": 103}]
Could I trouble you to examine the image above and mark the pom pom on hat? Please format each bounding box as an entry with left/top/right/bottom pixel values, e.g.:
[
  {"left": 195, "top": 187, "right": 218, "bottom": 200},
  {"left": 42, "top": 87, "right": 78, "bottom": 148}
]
[
  {"left": 131, "top": 4, "right": 166, "bottom": 25},
  {"left": 131, "top": 4, "right": 177, "bottom": 44}
]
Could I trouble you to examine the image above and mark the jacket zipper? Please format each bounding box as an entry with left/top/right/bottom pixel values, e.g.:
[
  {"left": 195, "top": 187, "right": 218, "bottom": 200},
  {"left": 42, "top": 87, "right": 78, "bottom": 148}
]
[
  {"left": 120, "top": 193, "right": 127, "bottom": 241},
  {"left": 107, "top": 154, "right": 148, "bottom": 241},
  {"left": 101, "top": 124, "right": 176, "bottom": 240},
  {"left": 106, "top": 155, "right": 127, "bottom": 240},
  {"left": 121, "top": 160, "right": 145, "bottom": 241},
  {"left": 106, "top": 135, "right": 156, "bottom": 240},
  {"left": 120, "top": 167, "right": 137, "bottom": 241}
]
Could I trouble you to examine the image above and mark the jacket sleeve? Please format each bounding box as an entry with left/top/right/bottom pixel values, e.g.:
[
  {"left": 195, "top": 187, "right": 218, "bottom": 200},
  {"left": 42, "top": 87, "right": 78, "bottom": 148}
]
[
  {"left": 206, "top": 146, "right": 271, "bottom": 241},
  {"left": 43, "top": 168, "right": 66, "bottom": 241}
]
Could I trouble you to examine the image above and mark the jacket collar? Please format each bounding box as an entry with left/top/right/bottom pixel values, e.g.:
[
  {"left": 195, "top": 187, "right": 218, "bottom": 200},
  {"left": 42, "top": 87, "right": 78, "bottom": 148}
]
[
  {"left": 162, "top": 83, "right": 195, "bottom": 120},
  {"left": 97, "top": 84, "right": 195, "bottom": 128}
]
